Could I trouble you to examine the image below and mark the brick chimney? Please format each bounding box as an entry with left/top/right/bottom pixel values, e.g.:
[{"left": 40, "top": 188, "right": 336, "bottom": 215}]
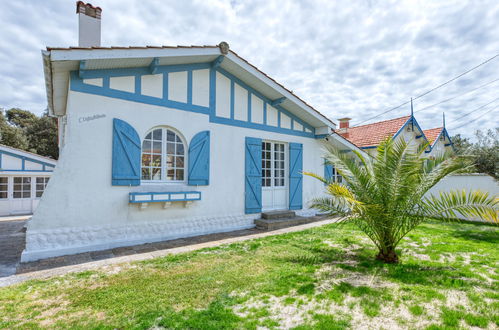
[
  {"left": 76, "top": 1, "right": 102, "bottom": 47},
  {"left": 337, "top": 117, "right": 351, "bottom": 138}
]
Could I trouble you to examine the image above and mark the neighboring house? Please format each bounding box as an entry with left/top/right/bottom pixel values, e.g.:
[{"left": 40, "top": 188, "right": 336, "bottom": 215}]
[
  {"left": 336, "top": 113, "right": 453, "bottom": 158},
  {"left": 22, "top": 2, "right": 365, "bottom": 261},
  {"left": 0, "top": 145, "right": 56, "bottom": 216}
]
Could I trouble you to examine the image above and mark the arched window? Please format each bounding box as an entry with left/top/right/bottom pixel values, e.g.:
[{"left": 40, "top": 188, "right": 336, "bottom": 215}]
[{"left": 141, "top": 127, "right": 186, "bottom": 182}]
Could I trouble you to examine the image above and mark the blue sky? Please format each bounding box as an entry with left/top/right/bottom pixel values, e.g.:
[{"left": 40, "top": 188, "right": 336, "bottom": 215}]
[{"left": 1, "top": 0, "right": 498, "bottom": 138}]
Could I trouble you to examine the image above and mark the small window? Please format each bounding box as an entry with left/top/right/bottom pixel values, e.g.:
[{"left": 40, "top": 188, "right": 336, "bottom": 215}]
[
  {"left": 0, "top": 177, "right": 7, "bottom": 199},
  {"left": 262, "top": 142, "right": 285, "bottom": 187},
  {"left": 13, "top": 177, "right": 31, "bottom": 199},
  {"left": 36, "top": 177, "right": 50, "bottom": 198},
  {"left": 141, "top": 127, "right": 186, "bottom": 182}
]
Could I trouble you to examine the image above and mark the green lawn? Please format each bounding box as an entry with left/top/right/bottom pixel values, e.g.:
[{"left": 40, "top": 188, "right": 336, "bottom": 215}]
[{"left": 0, "top": 220, "right": 498, "bottom": 329}]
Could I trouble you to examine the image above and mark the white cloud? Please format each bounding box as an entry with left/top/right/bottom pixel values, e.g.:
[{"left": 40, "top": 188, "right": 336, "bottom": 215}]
[{"left": 0, "top": 0, "right": 498, "bottom": 138}]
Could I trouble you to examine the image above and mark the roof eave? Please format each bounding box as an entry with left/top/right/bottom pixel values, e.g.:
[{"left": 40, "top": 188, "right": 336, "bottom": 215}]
[{"left": 42, "top": 50, "right": 56, "bottom": 117}]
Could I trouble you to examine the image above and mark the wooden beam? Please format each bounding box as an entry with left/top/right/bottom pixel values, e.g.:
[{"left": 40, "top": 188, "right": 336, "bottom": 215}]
[
  {"left": 270, "top": 97, "right": 286, "bottom": 107},
  {"left": 211, "top": 55, "right": 224, "bottom": 69},
  {"left": 78, "top": 60, "right": 86, "bottom": 79},
  {"left": 149, "top": 57, "right": 160, "bottom": 74}
]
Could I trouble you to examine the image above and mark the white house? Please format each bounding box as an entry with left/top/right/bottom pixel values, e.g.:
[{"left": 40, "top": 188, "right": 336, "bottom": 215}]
[
  {"left": 336, "top": 113, "right": 454, "bottom": 158},
  {"left": 0, "top": 144, "right": 56, "bottom": 216},
  {"left": 22, "top": 2, "right": 363, "bottom": 261}
]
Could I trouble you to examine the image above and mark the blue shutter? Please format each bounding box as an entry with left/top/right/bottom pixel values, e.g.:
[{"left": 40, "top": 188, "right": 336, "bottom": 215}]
[
  {"left": 324, "top": 160, "right": 333, "bottom": 184},
  {"left": 245, "top": 137, "right": 262, "bottom": 214},
  {"left": 112, "top": 118, "right": 141, "bottom": 186},
  {"left": 289, "top": 143, "right": 303, "bottom": 210},
  {"left": 188, "top": 131, "right": 210, "bottom": 185}
]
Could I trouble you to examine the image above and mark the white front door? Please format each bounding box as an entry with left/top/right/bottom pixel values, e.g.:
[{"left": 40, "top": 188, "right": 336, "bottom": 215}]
[
  {"left": 262, "top": 141, "right": 288, "bottom": 211},
  {"left": 10, "top": 177, "right": 33, "bottom": 214}
]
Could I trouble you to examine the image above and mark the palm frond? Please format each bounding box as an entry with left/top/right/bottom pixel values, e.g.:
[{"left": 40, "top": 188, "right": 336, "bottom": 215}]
[{"left": 419, "top": 189, "right": 499, "bottom": 223}]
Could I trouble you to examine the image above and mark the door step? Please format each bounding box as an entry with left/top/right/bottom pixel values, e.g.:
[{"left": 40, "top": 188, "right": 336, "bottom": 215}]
[
  {"left": 255, "top": 215, "right": 326, "bottom": 230},
  {"left": 261, "top": 210, "right": 296, "bottom": 220}
]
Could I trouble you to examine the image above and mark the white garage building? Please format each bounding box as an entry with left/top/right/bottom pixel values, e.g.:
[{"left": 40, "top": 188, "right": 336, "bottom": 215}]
[{"left": 0, "top": 145, "right": 57, "bottom": 216}]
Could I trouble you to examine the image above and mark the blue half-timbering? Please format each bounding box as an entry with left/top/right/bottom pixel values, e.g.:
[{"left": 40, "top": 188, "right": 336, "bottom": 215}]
[
  {"left": 70, "top": 60, "right": 316, "bottom": 138},
  {"left": 0, "top": 149, "right": 55, "bottom": 172},
  {"left": 188, "top": 131, "right": 210, "bottom": 185},
  {"left": 245, "top": 137, "right": 262, "bottom": 214},
  {"left": 289, "top": 143, "right": 303, "bottom": 210},
  {"left": 111, "top": 118, "right": 141, "bottom": 186}
]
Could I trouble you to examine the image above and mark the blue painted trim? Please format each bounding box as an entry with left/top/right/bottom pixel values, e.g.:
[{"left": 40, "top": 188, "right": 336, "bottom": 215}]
[
  {"left": 247, "top": 92, "right": 252, "bottom": 122},
  {"left": 21, "top": 158, "right": 25, "bottom": 170},
  {"left": 188, "top": 131, "right": 210, "bottom": 186},
  {"left": 211, "top": 55, "right": 224, "bottom": 69},
  {"left": 314, "top": 134, "right": 328, "bottom": 139},
  {"left": 134, "top": 75, "right": 141, "bottom": 95},
  {"left": 263, "top": 102, "right": 267, "bottom": 125},
  {"left": 71, "top": 71, "right": 210, "bottom": 115},
  {"left": 187, "top": 70, "right": 193, "bottom": 104},
  {"left": 271, "top": 97, "right": 286, "bottom": 107},
  {"left": 215, "top": 68, "right": 315, "bottom": 133},
  {"left": 129, "top": 191, "right": 201, "bottom": 203},
  {"left": 415, "top": 135, "right": 423, "bottom": 139},
  {"left": 78, "top": 63, "right": 211, "bottom": 80},
  {"left": 360, "top": 146, "right": 378, "bottom": 150},
  {"left": 0, "top": 169, "right": 54, "bottom": 172},
  {"left": 210, "top": 116, "right": 314, "bottom": 138},
  {"left": 0, "top": 150, "right": 56, "bottom": 170},
  {"left": 230, "top": 80, "right": 235, "bottom": 120},
  {"left": 71, "top": 62, "right": 317, "bottom": 139},
  {"left": 149, "top": 57, "right": 160, "bottom": 74},
  {"left": 79, "top": 60, "right": 86, "bottom": 79}
]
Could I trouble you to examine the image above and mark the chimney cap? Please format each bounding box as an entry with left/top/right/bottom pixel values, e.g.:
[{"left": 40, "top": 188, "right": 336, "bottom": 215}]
[
  {"left": 76, "top": 1, "right": 102, "bottom": 18},
  {"left": 338, "top": 117, "right": 352, "bottom": 122}
]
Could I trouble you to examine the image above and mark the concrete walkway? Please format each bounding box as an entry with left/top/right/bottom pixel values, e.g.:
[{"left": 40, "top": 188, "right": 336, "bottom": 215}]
[{"left": 0, "top": 217, "right": 339, "bottom": 287}]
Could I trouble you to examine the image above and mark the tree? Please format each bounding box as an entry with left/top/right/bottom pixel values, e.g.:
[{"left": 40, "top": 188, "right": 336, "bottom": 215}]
[
  {"left": 0, "top": 108, "right": 58, "bottom": 159},
  {"left": 452, "top": 129, "right": 498, "bottom": 179},
  {"left": 305, "top": 139, "right": 498, "bottom": 263}
]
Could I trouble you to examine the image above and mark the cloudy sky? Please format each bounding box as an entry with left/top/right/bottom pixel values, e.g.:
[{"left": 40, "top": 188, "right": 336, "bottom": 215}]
[{"left": 1, "top": 0, "right": 498, "bottom": 138}]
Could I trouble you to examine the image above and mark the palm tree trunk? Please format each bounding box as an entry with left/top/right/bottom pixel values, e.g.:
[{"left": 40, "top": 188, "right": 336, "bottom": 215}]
[{"left": 376, "top": 247, "right": 399, "bottom": 263}]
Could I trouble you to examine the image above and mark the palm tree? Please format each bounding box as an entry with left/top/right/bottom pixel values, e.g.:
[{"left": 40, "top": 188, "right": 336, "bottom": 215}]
[{"left": 305, "top": 139, "right": 498, "bottom": 263}]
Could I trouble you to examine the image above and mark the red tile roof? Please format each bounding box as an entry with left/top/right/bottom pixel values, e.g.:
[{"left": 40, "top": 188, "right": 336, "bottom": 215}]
[
  {"left": 44, "top": 44, "right": 335, "bottom": 126},
  {"left": 423, "top": 127, "right": 443, "bottom": 145},
  {"left": 337, "top": 116, "right": 411, "bottom": 148}
]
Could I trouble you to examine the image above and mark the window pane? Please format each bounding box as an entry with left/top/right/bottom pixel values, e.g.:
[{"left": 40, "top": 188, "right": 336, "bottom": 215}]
[
  {"left": 176, "top": 157, "right": 184, "bottom": 167},
  {"left": 152, "top": 155, "right": 161, "bottom": 167},
  {"left": 152, "top": 168, "right": 162, "bottom": 180},
  {"left": 14, "top": 177, "right": 22, "bottom": 184},
  {"left": 175, "top": 169, "right": 184, "bottom": 181},
  {"left": 167, "top": 130, "right": 175, "bottom": 142},
  {"left": 142, "top": 140, "right": 151, "bottom": 151},
  {"left": 0, "top": 192, "right": 7, "bottom": 199},
  {"left": 23, "top": 191, "right": 31, "bottom": 198},
  {"left": 141, "top": 168, "right": 151, "bottom": 180},
  {"left": 36, "top": 177, "right": 43, "bottom": 184},
  {"left": 152, "top": 142, "right": 162, "bottom": 154},
  {"left": 0, "top": 177, "right": 7, "bottom": 184},
  {"left": 14, "top": 184, "right": 22, "bottom": 192},
  {"left": 145, "top": 132, "right": 152, "bottom": 140},
  {"left": 175, "top": 135, "right": 182, "bottom": 143},
  {"left": 167, "top": 169, "right": 175, "bottom": 180},
  {"left": 36, "top": 184, "right": 44, "bottom": 190},
  {"left": 177, "top": 143, "right": 184, "bottom": 155},
  {"left": 153, "top": 129, "right": 162, "bottom": 140},
  {"left": 13, "top": 192, "right": 21, "bottom": 199},
  {"left": 23, "top": 178, "right": 31, "bottom": 184},
  {"left": 36, "top": 191, "right": 43, "bottom": 198},
  {"left": 167, "top": 142, "right": 175, "bottom": 154},
  {"left": 142, "top": 154, "right": 151, "bottom": 166},
  {"left": 23, "top": 184, "right": 30, "bottom": 191}
]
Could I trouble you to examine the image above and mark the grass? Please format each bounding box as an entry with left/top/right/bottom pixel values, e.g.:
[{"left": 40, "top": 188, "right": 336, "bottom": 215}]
[{"left": 0, "top": 220, "right": 497, "bottom": 329}]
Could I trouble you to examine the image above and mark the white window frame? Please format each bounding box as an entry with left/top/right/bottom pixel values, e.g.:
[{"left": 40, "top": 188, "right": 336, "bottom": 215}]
[
  {"left": 0, "top": 176, "right": 8, "bottom": 200},
  {"left": 35, "top": 177, "right": 50, "bottom": 198},
  {"left": 141, "top": 127, "right": 188, "bottom": 185}
]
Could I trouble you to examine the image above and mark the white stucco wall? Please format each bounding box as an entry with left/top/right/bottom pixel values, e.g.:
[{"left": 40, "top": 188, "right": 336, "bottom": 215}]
[
  {"left": 23, "top": 89, "right": 330, "bottom": 261},
  {"left": 427, "top": 174, "right": 499, "bottom": 221}
]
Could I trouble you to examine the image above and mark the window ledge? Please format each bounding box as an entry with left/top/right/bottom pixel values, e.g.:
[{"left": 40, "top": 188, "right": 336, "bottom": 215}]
[{"left": 129, "top": 191, "right": 201, "bottom": 210}]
